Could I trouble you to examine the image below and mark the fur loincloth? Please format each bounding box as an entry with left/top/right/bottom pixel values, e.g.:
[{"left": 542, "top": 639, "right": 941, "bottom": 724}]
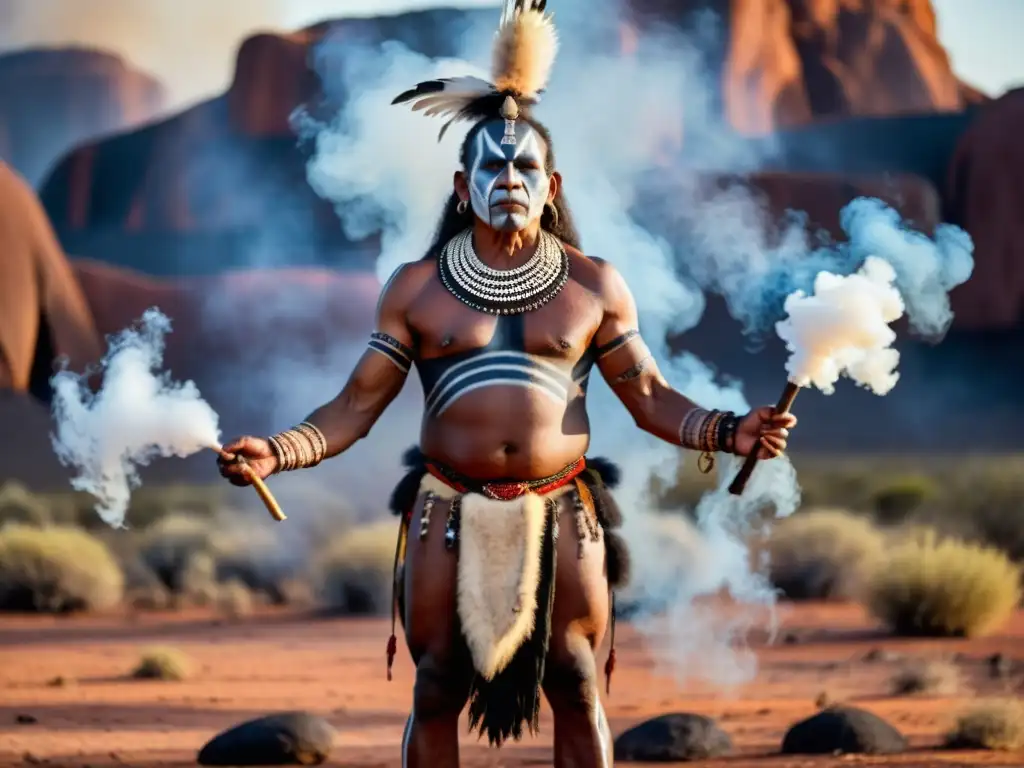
[
  {"left": 388, "top": 447, "right": 629, "bottom": 747},
  {"left": 419, "top": 473, "right": 572, "bottom": 682}
]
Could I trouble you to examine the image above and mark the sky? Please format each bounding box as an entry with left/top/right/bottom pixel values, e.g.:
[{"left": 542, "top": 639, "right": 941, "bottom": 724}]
[{"left": 0, "top": 0, "right": 1021, "bottom": 112}]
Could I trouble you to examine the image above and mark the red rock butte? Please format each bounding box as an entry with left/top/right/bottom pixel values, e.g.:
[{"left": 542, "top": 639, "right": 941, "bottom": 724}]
[
  {"left": 625, "top": 0, "right": 988, "bottom": 133},
  {"left": 0, "top": 47, "right": 166, "bottom": 187}
]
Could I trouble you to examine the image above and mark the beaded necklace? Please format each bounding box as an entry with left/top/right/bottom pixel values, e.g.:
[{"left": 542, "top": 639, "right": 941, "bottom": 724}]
[{"left": 438, "top": 228, "right": 569, "bottom": 315}]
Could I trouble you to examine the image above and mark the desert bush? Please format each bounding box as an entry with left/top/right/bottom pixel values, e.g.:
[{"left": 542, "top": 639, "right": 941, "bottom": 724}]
[
  {"left": 179, "top": 551, "right": 219, "bottom": 606},
  {"left": 314, "top": 520, "right": 398, "bottom": 615},
  {"left": 215, "top": 579, "right": 255, "bottom": 619},
  {"left": 0, "top": 481, "right": 51, "bottom": 527},
  {"left": 131, "top": 647, "right": 192, "bottom": 681},
  {"left": 138, "top": 513, "right": 215, "bottom": 591},
  {"left": 126, "top": 583, "right": 173, "bottom": 612},
  {"left": 766, "top": 509, "right": 885, "bottom": 600},
  {"left": 70, "top": 484, "right": 226, "bottom": 530},
  {"left": 944, "top": 698, "right": 1024, "bottom": 750},
  {"left": 137, "top": 512, "right": 297, "bottom": 603},
  {"left": 871, "top": 475, "right": 938, "bottom": 524},
  {"left": 865, "top": 530, "right": 1021, "bottom": 637},
  {"left": 0, "top": 524, "right": 124, "bottom": 612},
  {"left": 889, "top": 659, "right": 960, "bottom": 696}
]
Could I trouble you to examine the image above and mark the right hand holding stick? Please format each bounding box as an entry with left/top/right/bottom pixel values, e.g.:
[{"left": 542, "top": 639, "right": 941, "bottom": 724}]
[{"left": 216, "top": 436, "right": 278, "bottom": 486}]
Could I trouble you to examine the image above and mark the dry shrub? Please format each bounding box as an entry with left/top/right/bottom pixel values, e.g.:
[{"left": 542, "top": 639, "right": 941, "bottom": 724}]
[
  {"left": 0, "top": 481, "right": 51, "bottom": 527},
  {"left": 71, "top": 484, "right": 225, "bottom": 531},
  {"left": 865, "top": 530, "right": 1021, "bottom": 637},
  {"left": 944, "top": 698, "right": 1024, "bottom": 751},
  {"left": 0, "top": 524, "right": 124, "bottom": 612},
  {"left": 890, "top": 659, "right": 961, "bottom": 696},
  {"left": 871, "top": 475, "right": 938, "bottom": 524},
  {"left": 216, "top": 579, "right": 254, "bottom": 619},
  {"left": 314, "top": 520, "right": 397, "bottom": 615},
  {"left": 138, "top": 514, "right": 215, "bottom": 591},
  {"left": 131, "top": 647, "right": 192, "bottom": 681},
  {"left": 126, "top": 583, "right": 173, "bottom": 612},
  {"left": 138, "top": 513, "right": 296, "bottom": 603},
  {"left": 766, "top": 509, "right": 885, "bottom": 600}
]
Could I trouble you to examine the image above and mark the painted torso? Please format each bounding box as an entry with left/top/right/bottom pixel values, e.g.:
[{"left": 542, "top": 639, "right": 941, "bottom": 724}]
[
  {"left": 414, "top": 312, "right": 596, "bottom": 420},
  {"left": 384, "top": 245, "right": 615, "bottom": 479}
]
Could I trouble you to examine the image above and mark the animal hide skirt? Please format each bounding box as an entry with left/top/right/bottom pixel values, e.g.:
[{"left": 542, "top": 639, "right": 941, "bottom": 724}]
[{"left": 384, "top": 447, "right": 629, "bottom": 748}]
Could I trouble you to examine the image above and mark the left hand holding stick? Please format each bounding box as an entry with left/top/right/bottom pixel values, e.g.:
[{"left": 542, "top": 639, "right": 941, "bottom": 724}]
[{"left": 734, "top": 407, "right": 798, "bottom": 460}]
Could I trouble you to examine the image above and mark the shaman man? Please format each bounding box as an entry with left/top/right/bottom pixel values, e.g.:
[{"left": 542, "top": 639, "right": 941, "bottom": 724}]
[{"left": 218, "top": 3, "right": 796, "bottom": 766}]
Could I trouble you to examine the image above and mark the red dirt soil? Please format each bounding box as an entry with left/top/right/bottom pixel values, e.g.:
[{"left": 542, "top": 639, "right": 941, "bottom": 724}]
[{"left": 1, "top": 604, "right": 1022, "bottom": 767}]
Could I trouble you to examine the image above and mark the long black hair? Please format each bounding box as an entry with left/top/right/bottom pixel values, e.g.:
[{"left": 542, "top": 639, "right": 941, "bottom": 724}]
[{"left": 420, "top": 114, "right": 582, "bottom": 260}]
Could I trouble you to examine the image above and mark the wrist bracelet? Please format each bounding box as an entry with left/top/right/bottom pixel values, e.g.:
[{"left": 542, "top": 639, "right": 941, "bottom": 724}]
[
  {"left": 267, "top": 421, "right": 328, "bottom": 472},
  {"left": 678, "top": 407, "right": 739, "bottom": 473}
]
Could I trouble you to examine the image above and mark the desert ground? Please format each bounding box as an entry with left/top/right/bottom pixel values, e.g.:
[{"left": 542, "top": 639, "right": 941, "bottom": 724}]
[{"left": 3, "top": 602, "right": 1023, "bottom": 768}]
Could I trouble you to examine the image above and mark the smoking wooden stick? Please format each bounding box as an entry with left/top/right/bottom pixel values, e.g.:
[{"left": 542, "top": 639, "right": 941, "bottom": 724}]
[
  {"left": 210, "top": 445, "right": 287, "bottom": 522},
  {"left": 727, "top": 382, "right": 801, "bottom": 496}
]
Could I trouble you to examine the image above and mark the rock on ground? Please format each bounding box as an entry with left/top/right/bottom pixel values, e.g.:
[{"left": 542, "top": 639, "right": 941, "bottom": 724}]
[
  {"left": 614, "top": 712, "right": 733, "bottom": 762},
  {"left": 781, "top": 705, "right": 907, "bottom": 755},
  {"left": 197, "top": 711, "right": 336, "bottom": 766}
]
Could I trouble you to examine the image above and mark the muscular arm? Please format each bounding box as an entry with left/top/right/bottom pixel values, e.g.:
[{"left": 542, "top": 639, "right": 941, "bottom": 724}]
[
  {"left": 303, "top": 265, "right": 421, "bottom": 459},
  {"left": 591, "top": 260, "right": 702, "bottom": 447}
]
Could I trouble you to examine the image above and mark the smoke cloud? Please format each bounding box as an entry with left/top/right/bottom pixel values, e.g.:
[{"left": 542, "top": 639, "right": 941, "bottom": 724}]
[
  {"left": 672, "top": 191, "right": 975, "bottom": 345},
  {"left": 779, "top": 256, "right": 904, "bottom": 396},
  {"left": 49, "top": 308, "right": 221, "bottom": 528}
]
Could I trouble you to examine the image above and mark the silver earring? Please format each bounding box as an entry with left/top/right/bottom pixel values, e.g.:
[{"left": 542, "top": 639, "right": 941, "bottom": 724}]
[{"left": 457, "top": 199, "right": 468, "bottom": 215}]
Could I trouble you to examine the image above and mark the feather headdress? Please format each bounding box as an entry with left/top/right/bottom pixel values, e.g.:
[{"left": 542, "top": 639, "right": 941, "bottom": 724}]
[{"left": 391, "top": 0, "right": 559, "bottom": 141}]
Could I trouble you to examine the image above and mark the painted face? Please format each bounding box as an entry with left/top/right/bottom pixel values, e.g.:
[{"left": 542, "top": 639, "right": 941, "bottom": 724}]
[{"left": 466, "top": 120, "right": 550, "bottom": 232}]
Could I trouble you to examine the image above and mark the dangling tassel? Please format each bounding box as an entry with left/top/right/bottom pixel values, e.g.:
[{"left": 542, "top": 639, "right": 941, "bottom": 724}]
[
  {"left": 604, "top": 589, "right": 616, "bottom": 695},
  {"left": 387, "top": 633, "right": 398, "bottom": 682},
  {"left": 387, "top": 512, "right": 410, "bottom": 681}
]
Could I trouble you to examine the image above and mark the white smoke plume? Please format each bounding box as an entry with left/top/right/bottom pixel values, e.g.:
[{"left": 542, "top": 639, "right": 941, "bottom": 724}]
[
  {"left": 49, "top": 308, "right": 221, "bottom": 528},
  {"left": 779, "top": 256, "right": 905, "bottom": 396},
  {"left": 676, "top": 192, "right": 975, "bottom": 345}
]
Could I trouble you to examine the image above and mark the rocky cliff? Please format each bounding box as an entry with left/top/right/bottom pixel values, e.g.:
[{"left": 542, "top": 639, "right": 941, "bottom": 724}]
[
  {"left": 0, "top": 161, "right": 101, "bottom": 398},
  {"left": 0, "top": 48, "right": 166, "bottom": 186},
  {"left": 626, "top": 0, "right": 988, "bottom": 133}
]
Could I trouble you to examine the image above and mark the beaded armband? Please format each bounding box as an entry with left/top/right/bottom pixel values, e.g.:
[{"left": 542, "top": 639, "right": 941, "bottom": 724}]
[
  {"left": 368, "top": 332, "right": 414, "bottom": 374},
  {"left": 678, "top": 407, "right": 741, "bottom": 473},
  {"left": 267, "top": 421, "right": 329, "bottom": 473}
]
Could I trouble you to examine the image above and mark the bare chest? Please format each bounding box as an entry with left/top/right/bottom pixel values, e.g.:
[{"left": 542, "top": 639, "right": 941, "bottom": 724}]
[
  {"left": 409, "top": 276, "right": 601, "bottom": 361},
  {"left": 407, "top": 277, "right": 603, "bottom": 415}
]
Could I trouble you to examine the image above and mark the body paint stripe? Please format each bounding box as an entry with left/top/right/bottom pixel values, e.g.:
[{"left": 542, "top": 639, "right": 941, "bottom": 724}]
[
  {"left": 369, "top": 340, "right": 411, "bottom": 373},
  {"left": 425, "top": 350, "right": 572, "bottom": 406},
  {"left": 433, "top": 375, "right": 567, "bottom": 417},
  {"left": 430, "top": 364, "right": 569, "bottom": 416}
]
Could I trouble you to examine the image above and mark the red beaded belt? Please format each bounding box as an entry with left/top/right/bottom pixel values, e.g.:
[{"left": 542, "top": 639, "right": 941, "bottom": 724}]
[{"left": 424, "top": 456, "right": 587, "bottom": 501}]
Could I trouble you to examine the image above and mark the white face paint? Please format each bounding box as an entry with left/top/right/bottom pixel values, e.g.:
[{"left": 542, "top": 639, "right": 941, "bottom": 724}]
[{"left": 466, "top": 120, "right": 550, "bottom": 232}]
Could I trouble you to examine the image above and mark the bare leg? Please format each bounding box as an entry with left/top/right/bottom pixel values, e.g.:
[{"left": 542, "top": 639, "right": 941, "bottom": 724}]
[
  {"left": 401, "top": 493, "right": 473, "bottom": 768},
  {"left": 543, "top": 497, "right": 614, "bottom": 768}
]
